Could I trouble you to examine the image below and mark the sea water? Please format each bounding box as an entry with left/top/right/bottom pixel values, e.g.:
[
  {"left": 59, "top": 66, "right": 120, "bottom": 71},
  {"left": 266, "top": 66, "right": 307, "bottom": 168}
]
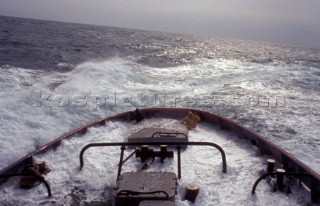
[{"left": 0, "top": 15, "right": 319, "bottom": 177}]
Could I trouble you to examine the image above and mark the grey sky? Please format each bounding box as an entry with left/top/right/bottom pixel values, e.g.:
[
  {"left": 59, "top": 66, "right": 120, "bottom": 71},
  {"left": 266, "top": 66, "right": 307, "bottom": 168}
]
[{"left": 1, "top": 0, "right": 320, "bottom": 48}]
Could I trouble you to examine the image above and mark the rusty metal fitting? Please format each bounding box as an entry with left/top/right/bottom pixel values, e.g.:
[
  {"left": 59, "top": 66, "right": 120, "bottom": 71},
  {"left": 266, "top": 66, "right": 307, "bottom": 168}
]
[
  {"left": 276, "top": 169, "right": 286, "bottom": 191},
  {"left": 267, "top": 159, "right": 276, "bottom": 173},
  {"left": 185, "top": 183, "right": 200, "bottom": 203}
]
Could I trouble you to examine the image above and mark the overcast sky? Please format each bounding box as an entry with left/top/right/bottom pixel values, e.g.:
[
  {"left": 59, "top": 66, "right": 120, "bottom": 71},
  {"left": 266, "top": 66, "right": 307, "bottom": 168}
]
[{"left": 1, "top": 0, "right": 320, "bottom": 48}]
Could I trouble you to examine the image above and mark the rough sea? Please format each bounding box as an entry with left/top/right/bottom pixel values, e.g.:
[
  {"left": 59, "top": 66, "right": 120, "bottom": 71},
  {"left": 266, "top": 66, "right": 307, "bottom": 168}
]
[{"left": 0, "top": 15, "right": 319, "bottom": 174}]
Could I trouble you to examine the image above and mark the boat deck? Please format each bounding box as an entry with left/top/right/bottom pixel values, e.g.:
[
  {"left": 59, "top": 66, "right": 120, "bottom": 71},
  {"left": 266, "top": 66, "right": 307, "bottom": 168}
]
[{"left": 0, "top": 116, "right": 314, "bottom": 205}]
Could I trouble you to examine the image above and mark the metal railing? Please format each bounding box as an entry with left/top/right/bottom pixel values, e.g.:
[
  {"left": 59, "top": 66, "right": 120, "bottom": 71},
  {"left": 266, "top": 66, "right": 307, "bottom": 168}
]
[
  {"left": 0, "top": 173, "right": 51, "bottom": 197},
  {"left": 79, "top": 141, "right": 227, "bottom": 180}
]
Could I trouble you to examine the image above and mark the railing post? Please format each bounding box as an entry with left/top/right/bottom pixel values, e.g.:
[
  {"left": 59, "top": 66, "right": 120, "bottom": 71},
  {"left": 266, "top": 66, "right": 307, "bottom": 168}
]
[
  {"left": 177, "top": 145, "right": 181, "bottom": 180},
  {"left": 117, "top": 145, "right": 126, "bottom": 181}
]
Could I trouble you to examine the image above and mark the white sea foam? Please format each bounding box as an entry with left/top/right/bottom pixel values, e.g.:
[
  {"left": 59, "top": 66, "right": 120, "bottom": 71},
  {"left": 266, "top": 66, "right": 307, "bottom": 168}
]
[
  {"left": 0, "top": 57, "right": 319, "bottom": 176},
  {"left": 0, "top": 119, "right": 311, "bottom": 205}
]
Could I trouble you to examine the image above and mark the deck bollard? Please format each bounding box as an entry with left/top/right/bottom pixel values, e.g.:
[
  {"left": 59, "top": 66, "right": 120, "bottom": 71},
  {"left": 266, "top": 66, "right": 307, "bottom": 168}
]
[
  {"left": 185, "top": 183, "right": 200, "bottom": 203},
  {"left": 267, "top": 159, "right": 275, "bottom": 172},
  {"left": 276, "top": 169, "right": 285, "bottom": 191}
]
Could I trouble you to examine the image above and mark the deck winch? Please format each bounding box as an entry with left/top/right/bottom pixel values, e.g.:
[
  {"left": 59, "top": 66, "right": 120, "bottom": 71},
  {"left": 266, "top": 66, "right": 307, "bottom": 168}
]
[{"left": 135, "top": 145, "right": 174, "bottom": 163}]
